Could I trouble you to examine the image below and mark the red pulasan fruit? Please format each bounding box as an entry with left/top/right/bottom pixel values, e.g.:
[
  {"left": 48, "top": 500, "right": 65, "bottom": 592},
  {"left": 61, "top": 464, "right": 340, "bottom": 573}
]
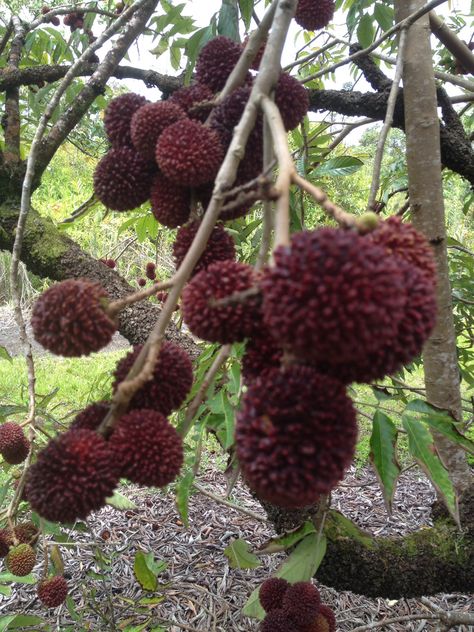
[
  {"left": 37, "top": 576, "right": 69, "bottom": 608},
  {"left": 25, "top": 429, "right": 120, "bottom": 523},
  {"left": 7, "top": 544, "right": 36, "bottom": 576},
  {"left": 236, "top": 366, "right": 357, "bottom": 508},
  {"left": 242, "top": 330, "right": 283, "bottom": 384},
  {"left": 109, "top": 409, "right": 183, "bottom": 487},
  {"left": 295, "top": 0, "right": 335, "bottom": 31},
  {"left": 130, "top": 101, "right": 186, "bottom": 161},
  {"left": 169, "top": 83, "right": 214, "bottom": 122},
  {"left": 104, "top": 93, "right": 148, "bottom": 147},
  {"left": 282, "top": 582, "right": 321, "bottom": 627},
  {"left": 366, "top": 216, "right": 437, "bottom": 284},
  {"left": 259, "top": 577, "right": 290, "bottom": 613},
  {"left": 302, "top": 605, "right": 337, "bottom": 632},
  {"left": 93, "top": 146, "right": 155, "bottom": 212},
  {"left": 150, "top": 172, "right": 191, "bottom": 228},
  {"left": 181, "top": 260, "right": 261, "bottom": 344},
  {"left": 31, "top": 279, "right": 116, "bottom": 357},
  {"left": 112, "top": 342, "right": 193, "bottom": 416},
  {"left": 260, "top": 609, "right": 296, "bottom": 632},
  {"left": 70, "top": 402, "right": 109, "bottom": 431},
  {"left": 156, "top": 119, "right": 225, "bottom": 187},
  {"left": 275, "top": 73, "right": 310, "bottom": 131},
  {"left": 145, "top": 262, "right": 156, "bottom": 280},
  {"left": 316, "top": 261, "right": 437, "bottom": 384},
  {"left": 172, "top": 220, "right": 236, "bottom": 276},
  {"left": 0, "top": 422, "right": 29, "bottom": 464},
  {"left": 0, "top": 529, "right": 14, "bottom": 557},
  {"left": 195, "top": 36, "right": 245, "bottom": 93},
  {"left": 261, "top": 228, "right": 407, "bottom": 366}
]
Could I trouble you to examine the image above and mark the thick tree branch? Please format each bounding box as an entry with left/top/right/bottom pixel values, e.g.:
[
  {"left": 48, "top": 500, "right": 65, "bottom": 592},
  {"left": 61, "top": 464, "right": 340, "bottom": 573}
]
[
  {"left": 429, "top": 10, "right": 474, "bottom": 74},
  {"left": 3, "top": 17, "right": 25, "bottom": 166}
]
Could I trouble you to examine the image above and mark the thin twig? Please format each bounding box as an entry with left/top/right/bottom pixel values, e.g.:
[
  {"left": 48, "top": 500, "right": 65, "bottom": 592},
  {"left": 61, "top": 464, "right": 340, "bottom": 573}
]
[
  {"left": 256, "top": 117, "right": 275, "bottom": 270},
  {"left": 0, "top": 19, "right": 13, "bottom": 57},
  {"left": 107, "top": 278, "right": 174, "bottom": 317},
  {"left": 367, "top": 28, "right": 407, "bottom": 210}
]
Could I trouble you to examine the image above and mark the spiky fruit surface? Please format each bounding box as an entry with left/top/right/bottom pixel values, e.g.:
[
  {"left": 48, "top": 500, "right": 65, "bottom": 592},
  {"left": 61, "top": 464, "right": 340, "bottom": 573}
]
[
  {"left": 70, "top": 402, "right": 109, "bottom": 431},
  {"left": 109, "top": 409, "right": 183, "bottom": 487},
  {"left": 93, "top": 146, "right": 155, "bottom": 211},
  {"left": 317, "top": 262, "right": 436, "bottom": 383},
  {"left": 173, "top": 221, "right": 236, "bottom": 276},
  {"left": 113, "top": 342, "right": 193, "bottom": 415},
  {"left": 261, "top": 228, "right": 407, "bottom": 366},
  {"left": 283, "top": 582, "right": 321, "bottom": 627},
  {"left": 236, "top": 366, "right": 357, "bottom": 508},
  {"left": 195, "top": 36, "right": 244, "bottom": 92},
  {"left": 182, "top": 261, "right": 261, "bottom": 344},
  {"left": 242, "top": 330, "right": 283, "bottom": 384},
  {"left": 302, "top": 605, "right": 336, "bottom": 632},
  {"left": 6, "top": 544, "right": 36, "bottom": 576},
  {"left": 0, "top": 422, "right": 29, "bottom": 464},
  {"left": 242, "top": 34, "right": 267, "bottom": 70},
  {"left": 156, "top": 119, "right": 224, "bottom": 187},
  {"left": 130, "top": 101, "right": 186, "bottom": 160},
  {"left": 37, "top": 575, "right": 69, "bottom": 608},
  {"left": 259, "top": 578, "right": 290, "bottom": 613},
  {"left": 366, "top": 216, "right": 436, "bottom": 283},
  {"left": 25, "top": 429, "right": 119, "bottom": 523},
  {"left": 275, "top": 73, "right": 310, "bottom": 131},
  {"left": 169, "top": 83, "right": 214, "bottom": 122},
  {"left": 14, "top": 521, "right": 39, "bottom": 546},
  {"left": 295, "top": 0, "right": 335, "bottom": 31},
  {"left": 0, "top": 528, "right": 14, "bottom": 557},
  {"left": 104, "top": 93, "right": 148, "bottom": 147},
  {"left": 260, "top": 609, "right": 295, "bottom": 632},
  {"left": 150, "top": 172, "right": 191, "bottom": 228},
  {"left": 31, "top": 279, "right": 116, "bottom": 357}
]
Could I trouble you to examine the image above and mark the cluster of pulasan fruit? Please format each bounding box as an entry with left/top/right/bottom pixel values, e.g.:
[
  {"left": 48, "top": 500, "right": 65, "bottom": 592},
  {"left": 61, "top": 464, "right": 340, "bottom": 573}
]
[
  {"left": 259, "top": 578, "right": 336, "bottom": 632},
  {"left": 178, "top": 215, "right": 436, "bottom": 509},
  {"left": 0, "top": 523, "right": 66, "bottom": 608},
  {"left": 20, "top": 278, "right": 194, "bottom": 525}
]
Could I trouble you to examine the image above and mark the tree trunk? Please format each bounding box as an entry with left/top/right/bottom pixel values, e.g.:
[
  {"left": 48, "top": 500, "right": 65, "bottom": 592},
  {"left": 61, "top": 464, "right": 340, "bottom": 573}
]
[{"left": 395, "top": 0, "right": 472, "bottom": 496}]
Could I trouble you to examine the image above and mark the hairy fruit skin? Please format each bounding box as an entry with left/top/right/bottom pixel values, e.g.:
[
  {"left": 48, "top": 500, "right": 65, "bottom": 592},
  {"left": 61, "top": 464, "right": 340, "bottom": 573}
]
[
  {"left": 195, "top": 36, "right": 245, "bottom": 92},
  {"left": 25, "top": 429, "right": 120, "bottom": 523},
  {"left": 282, "top": 582, "right": 321, "bottom": 627},
  {"left": 37, "top": 576, "right": 69, "bottom": 608},
  {"left": 260, "top": 609, "right": 296, "bottom": 632},
  {"left": 0, "top": 522, "right": 38, "bottom": 558},
  {"left": 302, "top": 605, "right": 336, "bottom": 632},
  {"left": 295, "top": 0, "right": 335, "bottom": 31},
  {"left": 156, "top": 119, "right": 224, "bottom": 187},
  {"left": 150, "top": 172, "right": 191, "bottom": 228},
  {"left": 70, "top": 402, "right": 109, "bottom": 431},
  {"left": 109, "top": 409, "right": 183, "bottom": 487},
  {"left": 130, "top": 101, "right": 186, "bottom": 160},
  {"left": 104, "top": 93, "right": 148, "bottom": 147},
  {"left": 169, "top": 83, "right": 214, "bottom": 122},
  {"left": 93, "top": 146, "right": 155, "bottom": 212},
  {"left": 275, "top": 73, "right": 310, "bottom": 131},
  {"left": 366, "top": 216, "right": 437, "bottom": 283},
  {"left": 236, "top": 366, "right": 357, "bottom": 508},
  {"left": 113, "top": 342, "right": 193, "bottom": 415},
  {"left": 0, "top": 422, "right": 29, "bottom": 464},
  {"left": 182, "top": 261, "right": 261, "bottom": 344},
  {"left": 259, "top": 578, "right": 290, "bottom": 613},
  {"left": 261, "top": 228, "right": 407, "bottom": 366},
  {"left": 6, "top": 543, "right": 36, "bottom": 576},
  {"left": 242, "top": 330, "right": 283, "bottom": 384},
  {"left": 173, "top": 221, "right": 236, "bottom": 276},
  {"left": 31, "top": 279, "right": 116, "bottom": 357}
]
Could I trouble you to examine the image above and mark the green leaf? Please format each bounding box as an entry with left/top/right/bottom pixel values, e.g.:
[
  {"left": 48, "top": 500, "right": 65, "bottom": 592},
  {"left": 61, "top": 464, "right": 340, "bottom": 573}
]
[
  {"left": 218, "top": 0, "right": 240, "bottom": 42},
  {"left": 4, "top": 615, "right": 44, "bottom": 629},
  {"left": 134, "top": 551, "right": 159, "bottom": 592},
  {"left": 0, "top": 573, "right": 36, "bottom": 584},
  {"left": 403, "top": 400, "right": 474, "bottom": 455},
  {"left": 258, "top": 521, "right": 317, "bottom": 554},
  {"left": 220, "top": 390, "right": 235, "bottom": 449},
  {"left": 175, "top": 470, "right": 195, "bottom": 528},
  {"left": 185, "top": 25, "right": 214, "bottom": 65},
  {"left": 239, "top": 0, "right": 253, "bottom": 30},
  {"left": 224, "top": 539, "right": 261, "bottom": 569},
  {"left": 374, "top": 3, "right": 394, "bottom": 30},
  {"left": 123, "top": 622, "right": 151, "bottom": 632},
  {"left": 0, "top": 617, "right": 17, "bottom": 632},
  {"left": 312, "top": 156, "right": 364, "bottom": 177},
  {"left": 357, "top": 13, "right": 375, "bottom": 48},
  {"left": 106, "top": 491, "right": 138, "bottom": 511},
  {"left": 243, "top": 533, "right": 326, "bottom": 620},
  {"left": 370, "top": 412, "right": 401, "bottom": 514},
  {"left": 0, "top": 586, "right": 11, "bottom": 596},
  {"left": 0, "top": 346, "right": 12, "bottom": 363},
  {"left": 402, "top": 416, "right": 459, "bottom": 523}
]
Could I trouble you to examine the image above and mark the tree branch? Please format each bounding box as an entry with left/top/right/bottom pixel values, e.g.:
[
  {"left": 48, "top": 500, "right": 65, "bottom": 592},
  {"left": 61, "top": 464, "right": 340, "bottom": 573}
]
[
  {"left": 429, "top": 10, "right": 474, "bottom": 74},
  {"left": 3, "top": 16, "right": 26, "bottom": 166}
]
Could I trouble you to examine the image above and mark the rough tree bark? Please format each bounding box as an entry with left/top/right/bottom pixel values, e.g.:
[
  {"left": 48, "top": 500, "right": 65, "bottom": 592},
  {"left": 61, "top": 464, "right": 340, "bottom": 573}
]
[{"left": 395, "top": 0, "right": 473, "bottom": 497}]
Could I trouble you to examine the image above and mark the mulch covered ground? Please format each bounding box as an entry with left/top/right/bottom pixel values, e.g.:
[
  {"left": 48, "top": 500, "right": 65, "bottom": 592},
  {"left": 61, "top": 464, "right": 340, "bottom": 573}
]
[{"left": 1, "top": 465, "right": 472, "bottom": 631}]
